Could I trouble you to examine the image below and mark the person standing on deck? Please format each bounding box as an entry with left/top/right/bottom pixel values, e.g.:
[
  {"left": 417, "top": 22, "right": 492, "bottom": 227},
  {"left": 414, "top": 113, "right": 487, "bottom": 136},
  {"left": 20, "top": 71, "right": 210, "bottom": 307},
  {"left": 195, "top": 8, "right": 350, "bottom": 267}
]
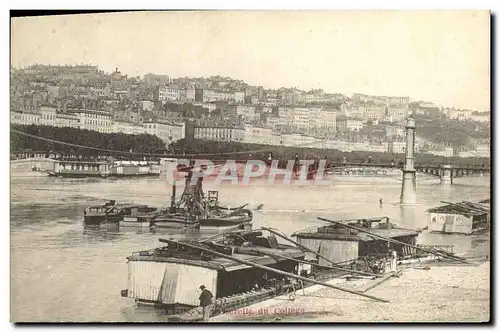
[
  {"left": 390, "top": 250, "right": 398, "bottom": 272},
  {"left": 199, "top": 285, "right": 213, "bottom": 322}
]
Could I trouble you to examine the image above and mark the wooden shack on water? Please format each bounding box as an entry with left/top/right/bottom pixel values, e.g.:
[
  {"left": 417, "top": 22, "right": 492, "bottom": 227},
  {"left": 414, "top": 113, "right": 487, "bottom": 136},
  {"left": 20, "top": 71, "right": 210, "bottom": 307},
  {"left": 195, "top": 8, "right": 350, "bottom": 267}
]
[
  {"left": 122, "top": 231, "right": 305, "bottom": 309},
  {"left": 293, "top": 217, "right": 419, "bottom": 266},
  {"left": 427, "top": 201, "right": 490, "bottom": 235}
]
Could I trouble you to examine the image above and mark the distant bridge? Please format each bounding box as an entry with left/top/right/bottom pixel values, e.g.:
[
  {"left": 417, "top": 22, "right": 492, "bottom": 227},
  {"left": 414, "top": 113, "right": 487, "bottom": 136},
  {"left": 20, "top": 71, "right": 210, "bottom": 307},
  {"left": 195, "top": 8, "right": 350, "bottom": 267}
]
[
  {"left": 10, "top": 156, "right": 490, "bottom": 183},
  {"left": 10, "top": 157, "right": 56, "bottom": 172},
  {"left": 325, "top": 162, "right": 490, "bottom": 183}
]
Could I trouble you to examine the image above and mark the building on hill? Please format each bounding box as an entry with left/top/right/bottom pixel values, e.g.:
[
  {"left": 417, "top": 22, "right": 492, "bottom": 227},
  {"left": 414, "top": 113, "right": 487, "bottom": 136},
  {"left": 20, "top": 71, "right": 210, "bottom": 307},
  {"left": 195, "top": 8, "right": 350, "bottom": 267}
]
[
  {"left": 10, "top": 110, "right": 41, "bottom": 126},
  {"left": 336, "top": 116, "right": 364, "bottom": 132},
  {"left": 54, "top": 112, "right": 79, "bottom": 128},
  {"left": 112, "top": 120, "right": 146, "bottom": 135},
  {"left": 193, "top": 125, "right": 244, "bottom": 142},
  {"left": 142, "top": 120, "right": 186, "bottom": 146},
  {"left": 67, "top": 108, "right": 113, "bottom": 133}
]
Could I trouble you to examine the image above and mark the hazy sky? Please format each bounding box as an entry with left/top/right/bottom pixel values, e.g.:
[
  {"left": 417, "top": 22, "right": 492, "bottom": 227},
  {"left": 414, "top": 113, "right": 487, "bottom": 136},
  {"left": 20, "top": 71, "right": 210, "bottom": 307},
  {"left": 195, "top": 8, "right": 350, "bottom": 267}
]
[{"left": 11, "top": 11, "right": 490, "bottom": 111}]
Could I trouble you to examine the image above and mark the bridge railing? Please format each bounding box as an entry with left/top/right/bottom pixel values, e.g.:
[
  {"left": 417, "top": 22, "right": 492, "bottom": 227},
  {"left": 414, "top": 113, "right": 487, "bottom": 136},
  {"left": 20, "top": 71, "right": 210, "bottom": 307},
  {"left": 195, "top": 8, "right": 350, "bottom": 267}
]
[{"left": 415, "top": 163, "right": 489, "bottom": 170}]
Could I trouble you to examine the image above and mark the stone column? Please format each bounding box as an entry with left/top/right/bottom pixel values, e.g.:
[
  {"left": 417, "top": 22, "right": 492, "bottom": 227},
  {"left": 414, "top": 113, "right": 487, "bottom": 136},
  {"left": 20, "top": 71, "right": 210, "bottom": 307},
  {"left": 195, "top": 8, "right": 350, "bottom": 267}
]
[
  {"left": 400, "top": 117, "right": 417, "bottom": 204},
  {"left": 440, "top": 164, "right": 453, "bottom": 184}
]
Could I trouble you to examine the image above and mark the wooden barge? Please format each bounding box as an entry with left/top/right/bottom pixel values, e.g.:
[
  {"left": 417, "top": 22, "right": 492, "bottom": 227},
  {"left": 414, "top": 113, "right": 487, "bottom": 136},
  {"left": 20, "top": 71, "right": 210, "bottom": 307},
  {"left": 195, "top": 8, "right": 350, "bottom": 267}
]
[
  {"left": 121, "top": 230, "right": 306, "bottom": 313},
  {"left": 427, "top": 200, "right": 490, "bottom": 235},
  {"left": 82, "top": 161, "right": 252, "bottom": 230},
  {"left": 83, "top": 200, "right": 157, "bottom": 227},
  {"left": 121, "top": 219, "right": 469, "bottom": 321},
  {"left": 293, "top": 217, "right": 420, "bottom": 273}
]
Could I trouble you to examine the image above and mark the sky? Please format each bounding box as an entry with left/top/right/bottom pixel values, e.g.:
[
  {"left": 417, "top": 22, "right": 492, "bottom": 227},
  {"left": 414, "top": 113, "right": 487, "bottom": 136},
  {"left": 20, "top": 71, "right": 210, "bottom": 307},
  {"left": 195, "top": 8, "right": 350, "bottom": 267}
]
[{"left": 11, "top": 11, "right": 490, "bottom": 111}]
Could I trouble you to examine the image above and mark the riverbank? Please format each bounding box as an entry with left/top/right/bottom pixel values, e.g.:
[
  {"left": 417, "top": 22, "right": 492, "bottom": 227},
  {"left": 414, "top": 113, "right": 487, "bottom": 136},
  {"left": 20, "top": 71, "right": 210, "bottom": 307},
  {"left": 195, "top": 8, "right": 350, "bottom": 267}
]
[{"left": 211, "top": 261, "right": 490, "bottom": 323}]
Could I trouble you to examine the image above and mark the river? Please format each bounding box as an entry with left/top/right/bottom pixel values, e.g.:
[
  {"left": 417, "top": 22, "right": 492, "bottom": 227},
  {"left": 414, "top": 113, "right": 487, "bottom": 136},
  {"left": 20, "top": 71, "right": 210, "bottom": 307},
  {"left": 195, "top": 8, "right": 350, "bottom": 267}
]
[{"left": 10, "top": 173, "right": 490, "bottom": 322}]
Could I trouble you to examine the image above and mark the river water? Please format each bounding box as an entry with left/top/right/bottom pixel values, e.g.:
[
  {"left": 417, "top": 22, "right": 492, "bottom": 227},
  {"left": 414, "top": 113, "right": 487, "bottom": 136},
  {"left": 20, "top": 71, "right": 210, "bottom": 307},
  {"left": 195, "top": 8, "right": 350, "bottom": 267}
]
[{"left": 10, "top": 173, "right": 490, "bottom": 322}]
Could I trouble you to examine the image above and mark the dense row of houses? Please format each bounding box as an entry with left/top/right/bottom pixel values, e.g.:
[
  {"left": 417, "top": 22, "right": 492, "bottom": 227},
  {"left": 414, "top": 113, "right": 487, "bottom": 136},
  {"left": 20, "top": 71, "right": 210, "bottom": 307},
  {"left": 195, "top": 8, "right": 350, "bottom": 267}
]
[
  {"left": 11, "top": 105, "right": 416, "bottom": 153},
  {"left": 10, "top": 65, "right": 489, "bottom": 156},
  {"left": 10, "top": 107, "right": 185, "bottom": 146}
]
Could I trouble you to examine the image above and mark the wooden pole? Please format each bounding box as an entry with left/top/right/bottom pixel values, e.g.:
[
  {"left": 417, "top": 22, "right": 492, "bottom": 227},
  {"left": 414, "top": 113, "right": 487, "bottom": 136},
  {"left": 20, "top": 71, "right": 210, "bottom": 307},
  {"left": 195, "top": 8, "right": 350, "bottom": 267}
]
[
  {"left": 361, "top": 270, "right": 402, "bottom": 293},
  {"left": 171, "top": 181, "right": 176, "bottom": 209},
  {"left": 159, "top": 238, "right": 390, "bottom": 303},
  {"left": 243, "top": 246, "right": 381, "bottom": 278},
  {"left": 317, "top": 217, "right": 473, "bottom": 265},
  {"left": 261, "top": 227, "right": 341, "bottom": 268}
]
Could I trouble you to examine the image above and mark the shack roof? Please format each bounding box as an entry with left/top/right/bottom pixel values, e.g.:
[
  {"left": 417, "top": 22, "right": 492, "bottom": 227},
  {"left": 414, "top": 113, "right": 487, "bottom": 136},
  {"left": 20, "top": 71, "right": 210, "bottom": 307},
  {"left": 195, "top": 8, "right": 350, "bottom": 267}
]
[
  {"left": 357, "top": 228, "right": 418, "bottom": 242},
  {"left": 129, "top": 246, "right": 305, "bottom": 272},
  {"left": 294, "top": 227, "right": 417, "bottom": 242},
  {"left": 427, "top": 201, "right": 490, "bottom": 217}
]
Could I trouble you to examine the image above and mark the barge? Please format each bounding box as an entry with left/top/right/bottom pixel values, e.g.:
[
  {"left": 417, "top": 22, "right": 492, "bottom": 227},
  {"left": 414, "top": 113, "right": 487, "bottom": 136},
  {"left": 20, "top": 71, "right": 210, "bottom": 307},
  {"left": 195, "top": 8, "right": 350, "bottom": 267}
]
[
  {"left": 83, "top": 200, "right": 157, "bottom": 227},
  {"left": 292, "top": 216, "right": 468, "bottom": 274},
  {"left": 48, "top": 159, "right": 161, "bottom": 178},
  {"left": 121, "top": 218, "right": 467, "bottom": 321},
  {"left": 121, "top": 226, "right": 398, "bottom": 321},
  {"left": 121, "top": 230, "right": 306, "bottom": 315},
  {"left": 119, "top": 212, "right": 158, "bottom": 228},
  {"left": 153, "top": 161, "right": 253, "bottom": 230},
  {"left": 427, "top": 200, "right": 490, "bottom": 235},
  {"left": 293, "top": 217, "right": 419, "bottom": 272}
]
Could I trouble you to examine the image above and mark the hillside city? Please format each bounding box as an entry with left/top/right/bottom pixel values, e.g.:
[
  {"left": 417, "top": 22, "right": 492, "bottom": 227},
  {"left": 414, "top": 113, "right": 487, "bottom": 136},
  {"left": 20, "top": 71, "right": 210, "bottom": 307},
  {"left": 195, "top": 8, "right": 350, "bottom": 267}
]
[{"left": 10, "top": 64, "right": 490, "bottom": 158}]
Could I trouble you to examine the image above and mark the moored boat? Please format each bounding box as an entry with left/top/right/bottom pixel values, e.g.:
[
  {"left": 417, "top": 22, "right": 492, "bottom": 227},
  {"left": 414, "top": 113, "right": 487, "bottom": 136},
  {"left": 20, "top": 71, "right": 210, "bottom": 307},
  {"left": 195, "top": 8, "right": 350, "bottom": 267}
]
[
  {"left": 152, "top": 161, "right": 253, "bottom": 230},
  {"left": 121, "top": 229, "right": 306, "bottom": 316},
  {"left": 293, "top": 217, "right": 420, "bottom": 271},
  {"left": 427, "top": 200, "right": 490, "bottom": 235},
  {"left": 83, "top": 200, "right": 157, "bottom": 226},
  {"left": 153, "top": 213, "right": 200, "bottom": 229},
  {"left": 198, "top": 209, "right": 253, "bottom": 231},
  {"left": 49, "top": 159, "right": 161, "bottom": 178},
  {"left": 119, "top": 212, "right": 157, "bottom": 228}
]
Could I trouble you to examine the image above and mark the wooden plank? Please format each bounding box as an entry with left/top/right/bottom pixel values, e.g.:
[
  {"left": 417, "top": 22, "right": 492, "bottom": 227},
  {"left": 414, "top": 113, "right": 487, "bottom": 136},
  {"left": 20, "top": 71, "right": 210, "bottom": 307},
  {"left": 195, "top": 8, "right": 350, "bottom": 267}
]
[{"left": 360, "top": 271, "right": 401, "bottom": 293}]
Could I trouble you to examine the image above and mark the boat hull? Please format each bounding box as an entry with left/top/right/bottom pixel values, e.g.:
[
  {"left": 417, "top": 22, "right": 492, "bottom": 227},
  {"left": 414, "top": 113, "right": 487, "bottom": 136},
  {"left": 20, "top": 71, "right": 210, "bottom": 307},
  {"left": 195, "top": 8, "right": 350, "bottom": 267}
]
[
  {"left": 153, "top": 217, "right": 200, "bottom": 229},
  {"left": 49, "top": 172, "right": 108, "bottom": 178},
  {"left": 84, "top": 214, "right": 108, "bottom": 226},
  {"left": 120, "top": 216, "right": 154, "bottom": 228},
  {"left": 48, "top": 172, "right": 160, "bottom": 178},
  {"left": 199, "top": 223, "right": 248, "bottom": 232},
  {"left": 119, "top": 221, "right": 152, "bottom": 228}
]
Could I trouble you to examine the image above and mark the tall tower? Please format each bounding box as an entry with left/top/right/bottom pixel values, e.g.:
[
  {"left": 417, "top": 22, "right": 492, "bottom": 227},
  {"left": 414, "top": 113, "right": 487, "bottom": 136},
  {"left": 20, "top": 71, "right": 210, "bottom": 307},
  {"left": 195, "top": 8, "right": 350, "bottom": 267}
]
[{"left": 400, "top": 116, "right": 417, "bottom": 204}]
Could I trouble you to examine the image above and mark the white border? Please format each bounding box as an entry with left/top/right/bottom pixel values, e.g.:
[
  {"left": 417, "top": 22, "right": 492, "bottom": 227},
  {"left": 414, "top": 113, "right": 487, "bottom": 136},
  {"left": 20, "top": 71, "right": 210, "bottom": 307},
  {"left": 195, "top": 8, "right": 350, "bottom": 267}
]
[{"left": 2, "top": 2, "right": 498, "bottom": 331}]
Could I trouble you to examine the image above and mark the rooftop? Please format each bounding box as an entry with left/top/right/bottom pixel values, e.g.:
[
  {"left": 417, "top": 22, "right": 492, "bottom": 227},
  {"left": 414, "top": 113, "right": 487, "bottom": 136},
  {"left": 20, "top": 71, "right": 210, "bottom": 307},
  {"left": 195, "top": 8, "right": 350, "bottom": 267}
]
[{"left": 427, "top": 201, "right": 490, "bottom": 217}]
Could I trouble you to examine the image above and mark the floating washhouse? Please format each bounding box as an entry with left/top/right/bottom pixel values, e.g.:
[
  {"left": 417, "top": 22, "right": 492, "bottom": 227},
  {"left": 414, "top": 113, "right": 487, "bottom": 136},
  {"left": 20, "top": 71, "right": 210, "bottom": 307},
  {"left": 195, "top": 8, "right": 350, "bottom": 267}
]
[
  {"left": 293, "top": 217, "right": 419, "bottom": 266},
  {"left": 121, "top": 230, "right": 305, "bottom": 311},
  {"left": 427, "top": 201, "right": 490, "bottom": 235},
  {"left": 48, "top": 159, "right": 161, "bottom": 178}
]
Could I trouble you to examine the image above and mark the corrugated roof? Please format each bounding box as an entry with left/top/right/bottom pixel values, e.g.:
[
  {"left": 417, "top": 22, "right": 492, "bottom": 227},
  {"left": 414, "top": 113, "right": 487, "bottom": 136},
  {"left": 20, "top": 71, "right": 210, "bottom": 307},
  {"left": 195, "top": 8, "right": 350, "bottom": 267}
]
[
  {"left": 427, "top": 201, "right": 490, "bottom": 217},
  {"left": 357, "top": 228, "right": 418, "bottom": 242}
]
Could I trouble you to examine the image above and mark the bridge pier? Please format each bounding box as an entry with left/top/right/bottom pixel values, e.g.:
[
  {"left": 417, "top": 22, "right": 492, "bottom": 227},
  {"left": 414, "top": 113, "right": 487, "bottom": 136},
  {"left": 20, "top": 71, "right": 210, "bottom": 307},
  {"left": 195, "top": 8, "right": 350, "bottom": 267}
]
[
  {"left": 400, "top": 117, "right": 417, "bottom": 204},
  {"left": 440, "top": 164, "right": 453, "bottom": 184}
]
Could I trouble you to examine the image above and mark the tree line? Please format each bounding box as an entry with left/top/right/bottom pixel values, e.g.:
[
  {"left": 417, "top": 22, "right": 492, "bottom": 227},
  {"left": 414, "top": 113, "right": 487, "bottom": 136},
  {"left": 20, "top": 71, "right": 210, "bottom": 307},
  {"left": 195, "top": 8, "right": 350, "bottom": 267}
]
[
  {"left": 10, "top": 124, "right": 167, "bottom": 157},
  {"left": 10, "top": 124, "right": 489, "bottom": 167}
]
